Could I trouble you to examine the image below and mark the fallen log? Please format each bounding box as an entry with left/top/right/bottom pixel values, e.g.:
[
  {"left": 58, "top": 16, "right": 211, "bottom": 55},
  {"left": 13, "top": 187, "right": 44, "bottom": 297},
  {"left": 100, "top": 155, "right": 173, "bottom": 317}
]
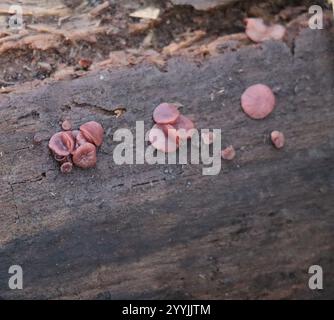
[{"left": 0, "top": 26, "right": 333, "bottom": 299}]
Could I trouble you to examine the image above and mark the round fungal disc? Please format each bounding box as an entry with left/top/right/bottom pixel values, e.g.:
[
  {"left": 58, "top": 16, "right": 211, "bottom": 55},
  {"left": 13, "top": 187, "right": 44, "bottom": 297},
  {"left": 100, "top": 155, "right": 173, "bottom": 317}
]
[
  {"left": 245, "top": 18, "right": 268, "bottom": 43},
  {"left": 60, "top": 162, "right": 73, "bottom": 174},
  {"left": 48, "top": 131, "right": 75, "bottom": 157},
  {"left": 245, "top": 18, "right": 285, "bottom": 43},
  {"left": 241, "top": 84, "right": 276, "bottom": 119},
  {"left": 72, "top": 143, "right": 97, "bottom": 168},
  {"left": 271, "top": 131, "right": 285, "bottom": 149},
  {"left": 148, "top": 124, "right": 178, "bottom": 153},
  {"left": 80, "top": 121, "right": 104, "bottom": 147},
  {"left": 61, "top": 120, "right": 72, "bottom": 131},
  {"left": 172, "top": 115, "right": 195, "bottom": 141},
  {"left": 221, "top": 145, "right": 236, "bottom": 160},
  {"left": 153, "top": 103, "right": 180, "bottom": 124},
  {"left": 267, "top": 24, "right": 286, "bottom": 41}
]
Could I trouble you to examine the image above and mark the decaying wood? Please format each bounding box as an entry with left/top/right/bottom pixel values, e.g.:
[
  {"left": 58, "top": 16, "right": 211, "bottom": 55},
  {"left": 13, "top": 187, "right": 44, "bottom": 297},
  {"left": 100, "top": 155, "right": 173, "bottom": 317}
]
[
  {"left": 0, "top": 0, "right": 111, "bottom": 54},
  {"left": 171, "top": 0, "right": 239, "bottom": 10},
  {"left": 0, "top": 26, "right": 333, "bottom": 299}
]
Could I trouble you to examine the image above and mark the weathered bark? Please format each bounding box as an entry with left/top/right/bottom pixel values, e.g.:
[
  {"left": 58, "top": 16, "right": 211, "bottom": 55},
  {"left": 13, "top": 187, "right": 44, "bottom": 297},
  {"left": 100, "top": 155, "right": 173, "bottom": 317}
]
[{"left": 0, "top": 27, "right": 333, "bottom": 299}]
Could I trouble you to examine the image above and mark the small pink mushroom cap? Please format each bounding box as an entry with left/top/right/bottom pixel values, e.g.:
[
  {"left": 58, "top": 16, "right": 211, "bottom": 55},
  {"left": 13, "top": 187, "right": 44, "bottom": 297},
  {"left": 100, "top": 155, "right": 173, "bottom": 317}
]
[
  {"left": 241, "top": 84, "right": 276, "bottom": 119},
  {"left": 72, "top": 143, "right": 97, "bottom": 168},
  {"left": 271, "top": 131, "right": 285, "bottom": 149},
  {"left": 172, "top": 115, "right": 195, "bottom": 141},
  {"left": 153, "top": 103, "right": 180, "bottom": 125},
  {"left": 148, "top": 124, "right": 178, "bottom": 153},
  {"left": 49, "top": 131, "right": 75, "bottom": 157},
  {"left": 60, "top": 162, "right": 73, "bottom": 174},
  {"left": 61, "top": 120, "right": 72, "bottom": 131},
  {"left": 221, "top": 145, "right": 236, "bottom": 160},
  {"left": 80, "top": 121, "right": 104, "bottom": 147},
  {"left": 245, "top": 18, "right": 286, "bottom": 43},
  {"left": 76, "top": 131, "right": 89, "bottom": 147}
]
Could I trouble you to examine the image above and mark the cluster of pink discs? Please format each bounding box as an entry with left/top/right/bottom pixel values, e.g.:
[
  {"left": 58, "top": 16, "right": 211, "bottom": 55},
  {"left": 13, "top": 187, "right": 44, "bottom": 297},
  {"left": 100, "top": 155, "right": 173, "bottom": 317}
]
[
  {"left": 48, "top": 121, "right": 104, "bottom": 173},
  {"left": 148, "top": 103, "right": 195, "bottom": 153}
]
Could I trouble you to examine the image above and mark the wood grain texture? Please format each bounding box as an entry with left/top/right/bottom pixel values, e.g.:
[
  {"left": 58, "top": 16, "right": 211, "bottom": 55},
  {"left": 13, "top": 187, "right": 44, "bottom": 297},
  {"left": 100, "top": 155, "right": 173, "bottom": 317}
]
[{"left": 0, "top": 27, "right": 333, "bottom": 299}]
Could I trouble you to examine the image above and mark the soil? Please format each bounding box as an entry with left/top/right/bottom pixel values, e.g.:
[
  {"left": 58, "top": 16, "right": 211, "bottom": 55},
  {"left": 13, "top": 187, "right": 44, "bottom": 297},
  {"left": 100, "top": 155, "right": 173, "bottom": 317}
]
[{"left": 0, "top": 0, "right": 330, "bottom": 87}]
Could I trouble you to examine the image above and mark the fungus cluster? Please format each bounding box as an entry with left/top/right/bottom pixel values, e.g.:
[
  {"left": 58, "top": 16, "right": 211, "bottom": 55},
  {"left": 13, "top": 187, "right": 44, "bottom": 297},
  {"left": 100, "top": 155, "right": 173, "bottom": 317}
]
[
  {"left": 149, "top": 103, "right": 195, "bottom": 152},
  {"left": 271, "top": 130, "right": 285, "bottom": 149},
  {"left": 49, "top": 121, "right": 104, "bottom": 173},
  {"left": 245, "top": 18, "right": 286, "bottom": 43}
]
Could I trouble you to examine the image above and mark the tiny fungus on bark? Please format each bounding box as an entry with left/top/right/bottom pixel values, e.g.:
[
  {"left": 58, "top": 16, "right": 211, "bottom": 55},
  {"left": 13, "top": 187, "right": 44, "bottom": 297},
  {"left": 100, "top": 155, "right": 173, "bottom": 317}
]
[
  {"left": 241, "top": 84, "right": 276, "bottom": 119},
  {"left": 153, "top": 103, "right": 180, "bottom": 124},
  {"left": 54, "top": 154, "right": 71, "bottom": 164},
  {"left": 172, "top": 114, "right": 195, "bottom": 140},
  {"left": 150, "top": 103, "right": 196, "bottom": 153},
  {"left": 49, "top": 131, "right": 75, "bottom": 157},
  {"left": 33, "top": 132, "right": 49, "bottom": 145},
  {"left": 245, "top": 18, "right": 286, "bottom": 43},
  {"left": 271, "top": 131, "right": 285, "bottom": 149},
  {"left": 149, "top": 124, "right": 178, "bottom": 153},
  {"left": 72, "top": 143, "right": 97, "bottom": 168},
  {"left": 80, "top": 121, "right": 104, "bottom": 147},
  {"left": 49, "top": 120, "right": 104, "bottom": 173},
  {"left": 75, "top": 131, "right": 89, "bottom": 147},
  {"left": 61, "top": 119, "right": 72, "bottom": 131},
  {"left": 60, "top": 162, "right": 73, "bottom": 174},
  {"left": 221, "top": 145, "right": 236, "bottom": 160}
]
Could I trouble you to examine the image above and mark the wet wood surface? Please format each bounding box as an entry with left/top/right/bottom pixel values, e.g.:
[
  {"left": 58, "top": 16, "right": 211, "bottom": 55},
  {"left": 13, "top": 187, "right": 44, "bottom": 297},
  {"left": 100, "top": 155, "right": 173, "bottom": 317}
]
[{"left": 0, "top": 27, "right": 333, "bottom": 299}]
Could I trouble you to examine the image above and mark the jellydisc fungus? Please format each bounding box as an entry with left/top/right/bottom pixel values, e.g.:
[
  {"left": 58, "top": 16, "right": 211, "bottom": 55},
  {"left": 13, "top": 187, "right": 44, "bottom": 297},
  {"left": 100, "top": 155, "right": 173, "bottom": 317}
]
[
  {"left": 149, "top": 103, "right": 195, "bottom": 152},
  {"left": 48, "top": 131, "right": 75, "bottom": 157},
  {"left": 245, "top": 18, "right": 286, "bottom": 43},
  {"left": 153, "top": 103, "right": 180, "bottom": 124},
  {"left": 221, "top": 145, "right": 236, "bottom": 160},
  {"left": 80, "top": 121, "right": 104, "bottom": 147},
  {"left": 75, "top": 131, "right": 89, "bottom": 147},
  {"left": 60, "top": 162, "right": 73, "bottom": 174},
  {"left": 72, "top": 143, "right": 97, "bottom": 168},
  {"left": 149, "top": 124, "right": 178, "bottom": 153},
  {"left": 271, "top": 131, "right": 285, "bottom": 149},
  {"left": 49, "top": 120, "right": 104, "bottom": 173},
  {"left": 241, "top": 84, "right": 276, "bottom": 119},
  {"left": 61, "top": 120, "right": 72, "bottom": 131}
]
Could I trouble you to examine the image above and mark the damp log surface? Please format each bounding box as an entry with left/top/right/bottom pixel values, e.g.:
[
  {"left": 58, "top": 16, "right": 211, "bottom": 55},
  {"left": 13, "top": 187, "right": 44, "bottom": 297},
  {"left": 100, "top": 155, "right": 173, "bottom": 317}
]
[{"left": 0, "top": 28, "right": 333, "bottom": 299}]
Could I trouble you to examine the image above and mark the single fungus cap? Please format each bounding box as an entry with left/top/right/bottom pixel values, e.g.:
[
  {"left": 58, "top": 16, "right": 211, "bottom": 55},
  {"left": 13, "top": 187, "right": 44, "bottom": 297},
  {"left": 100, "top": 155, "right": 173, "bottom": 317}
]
[
  {"left": 49, "top": 131, "right": 75, "bottom": 157},
  {"left": 241, "top": 84, "right": 276, "bottom": 119},
  {"left": 76, "top": 131, "right": 89, "bottom": 147},
  {"left": 149, "top": 124, "right": 178, "bottom": 153},
  {"left": 245, "top": 18, "right": 286, "bottom": 43},
  {"left": 60, "top": 162, "right": 73, "bottom": 174},
  {"left": 221, "top": 145, "right": 236, "bottom": 160},
  {"left": 61, "top": 120, "right": 72, "bottom": 131},
  {"left": 153, "top": 103, "right": 180, "bottom": 124},
  {"left": 271, "top": 131, "right": 285, "bottom": 149},
  {"left": 72, "top": 143, "right": 97, "bottom": 168},
  {"left": 80, "top": 121, "right": 104, "bottom": 147},
  {"left": 172, "top": 115, "right": 195, "bottom": 141}
]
